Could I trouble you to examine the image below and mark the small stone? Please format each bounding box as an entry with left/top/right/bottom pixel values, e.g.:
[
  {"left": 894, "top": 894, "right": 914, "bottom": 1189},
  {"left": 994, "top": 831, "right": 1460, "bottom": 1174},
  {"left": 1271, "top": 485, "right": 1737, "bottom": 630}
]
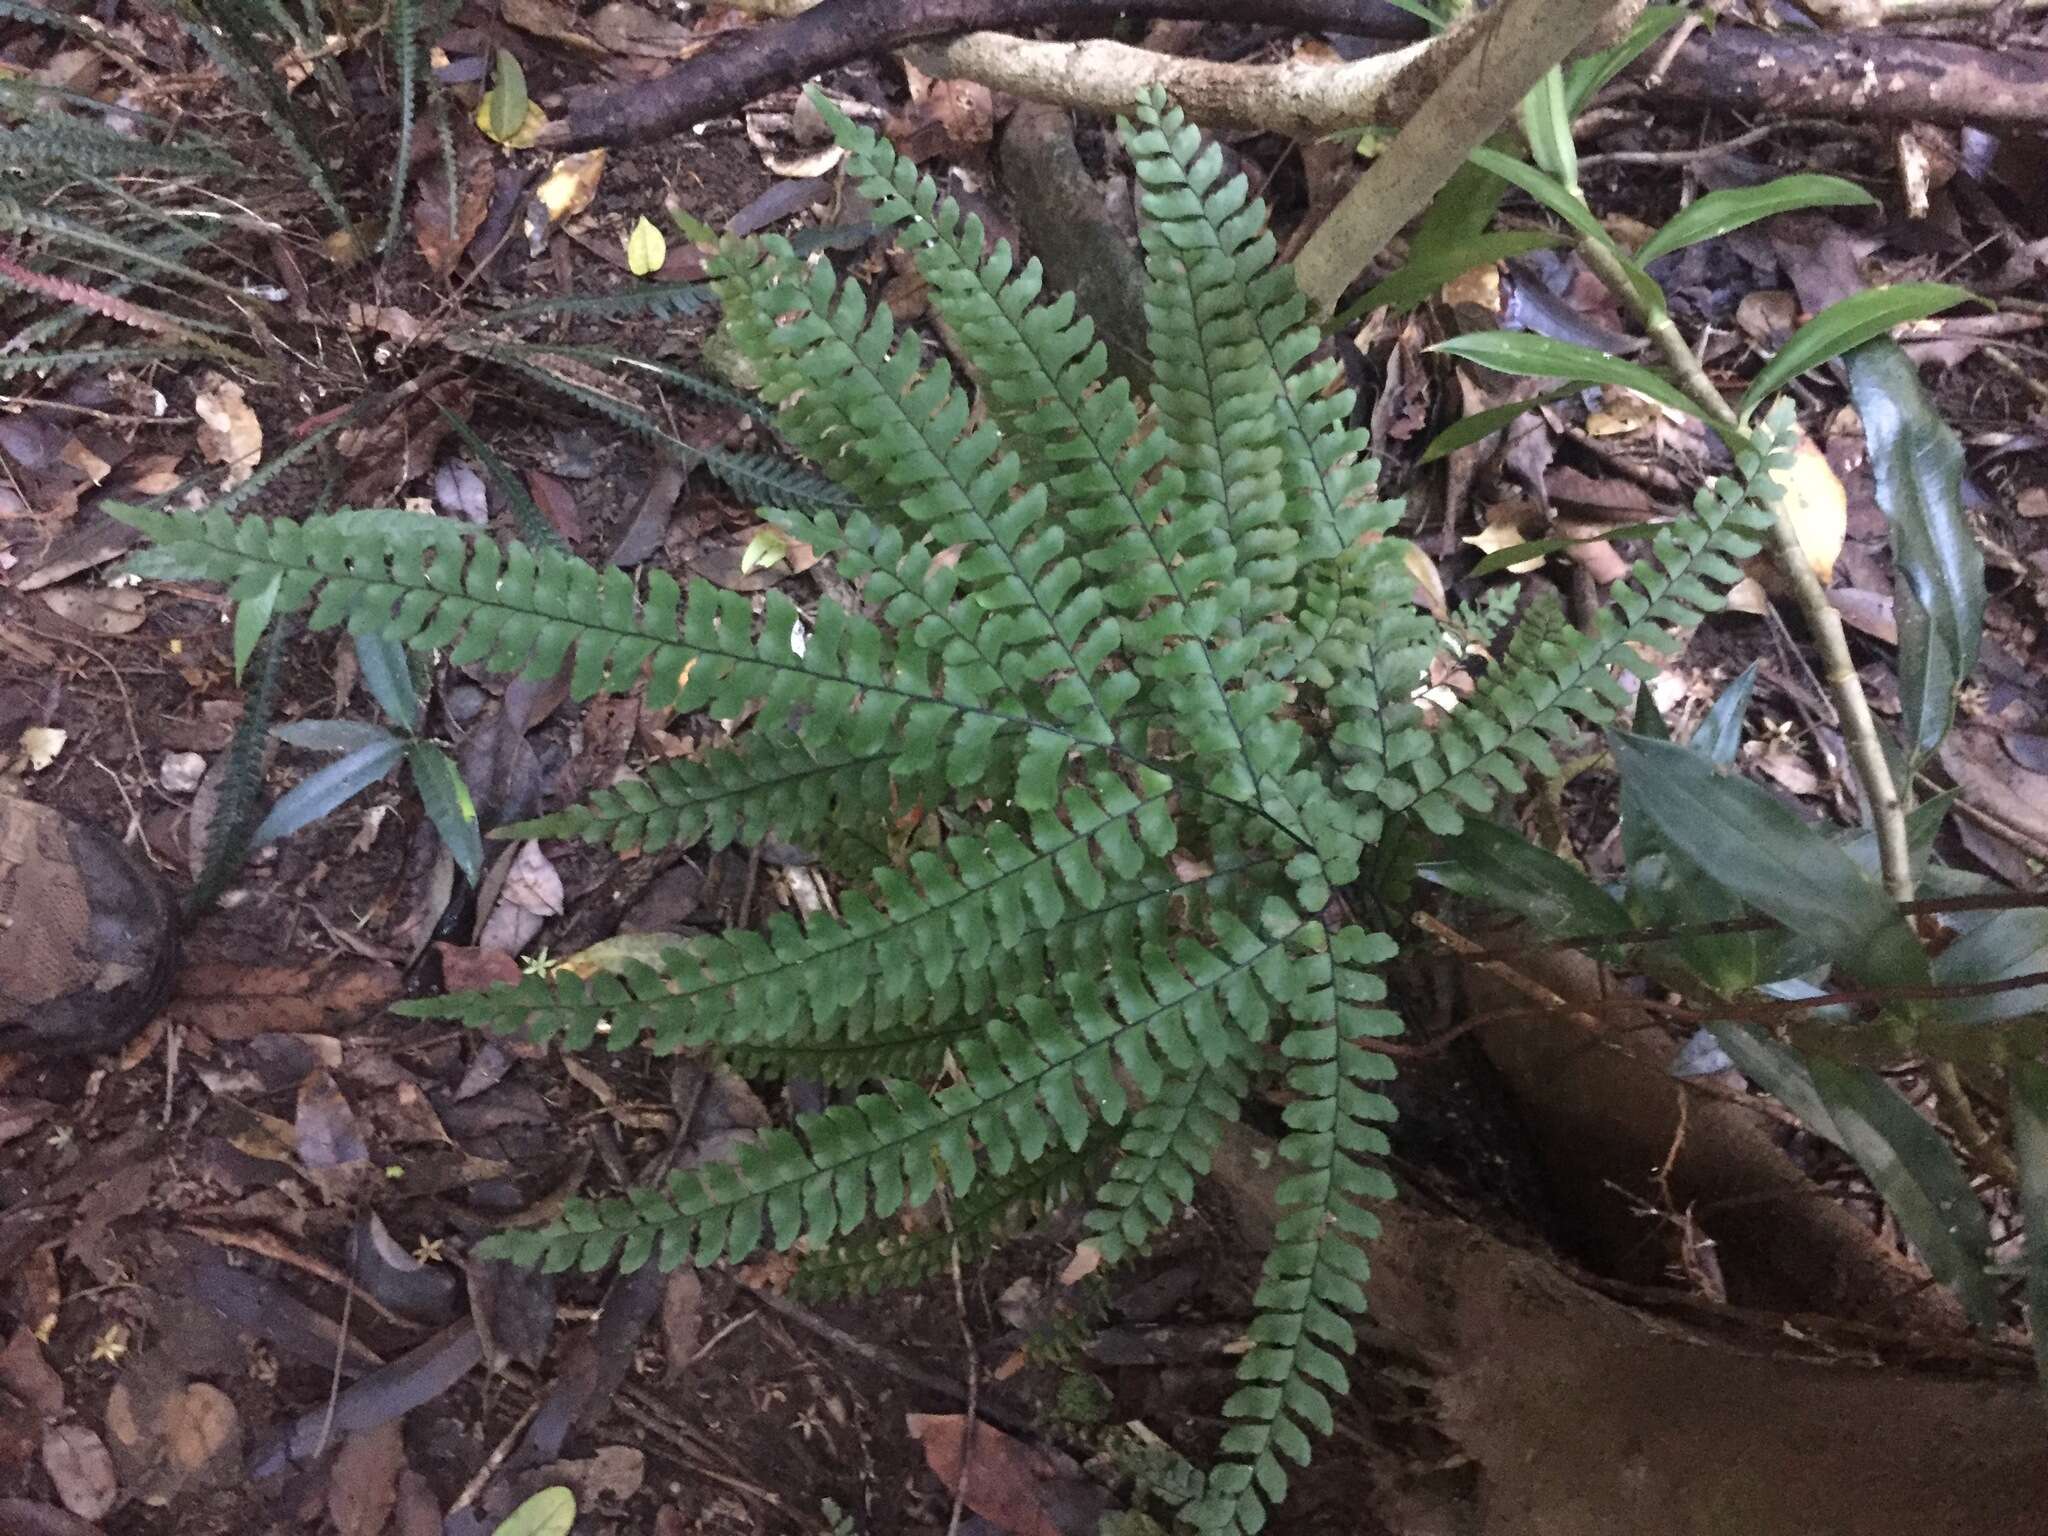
[{"left": 161, "top": 751, "right": 207, "bottom": 795}]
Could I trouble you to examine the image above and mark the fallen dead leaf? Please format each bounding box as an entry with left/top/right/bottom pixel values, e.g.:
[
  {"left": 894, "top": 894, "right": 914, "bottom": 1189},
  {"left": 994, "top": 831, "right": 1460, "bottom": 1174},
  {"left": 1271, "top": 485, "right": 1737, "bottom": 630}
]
[
  {"left": 660, "top": 1269, "right": 703, "bottom": 1380},
  {"left": 534, "top": 149, "right": 607, "bottom": 228},
  {"left": 19, "top": 726, "right": 66, "bottom": 771},
  {"left": 160, "top": 960, "right": 403, "bottom": 1042},
  {"left": 161, "top": 1382, "right": 240, "bottom": 1473},
  {"left": 547, "top": 1445, "right": 645, "bottom": 1506},
  {"left": 589, "top": 1, "right": 711, "bottom": 58},
  {"left": 414, "top": 140, "right": 494, "bottom": 279},
  {"left": 327, "top": 1420, "right": 405, "bottom": 1536},
  {"left": 41, "top": 1424, "right": 116, "bottom": 1521},
  {"left": 1766, "top": 433, "right": 1848, "bottom": 584},
  {"left": 905, "top": 1414, "right": 1092, "bottom": 1536},
  {"left": 295, "top": 1069, "right": 369, "bottom": 1170},
  {"left": 2017, "top": 487, "right": 2048, "bottom": 519},
  {"left": 433, "top": 944, "right": 524, "bottom": 992},
  {"left": 193, "top": 374, "right": 262, "bottom": 489},
  {"left": 1463, "top": 500, "right": 1546, "bottom": 575},
  {"left": 0, "top": 1330, "right": 64, "bottom": 1420},
  {"left": 503, "top": 0, "right": 603, "bottom": 50},
  {"left": 39, "top": 584, "right": 145, "bottom": 636}
]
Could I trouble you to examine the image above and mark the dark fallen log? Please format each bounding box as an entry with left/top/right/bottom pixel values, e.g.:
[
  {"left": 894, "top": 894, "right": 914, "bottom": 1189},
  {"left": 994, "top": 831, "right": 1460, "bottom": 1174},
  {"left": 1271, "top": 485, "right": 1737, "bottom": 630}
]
[
  {"left": 538, "top": 0, "right": 2048, "bottom": 150},
  {"left": 537, "top": 0, "right": 1429, "bottom": 149},
  {"left": 1643, "top": 28, "right": 2048, "bottom": 127}
]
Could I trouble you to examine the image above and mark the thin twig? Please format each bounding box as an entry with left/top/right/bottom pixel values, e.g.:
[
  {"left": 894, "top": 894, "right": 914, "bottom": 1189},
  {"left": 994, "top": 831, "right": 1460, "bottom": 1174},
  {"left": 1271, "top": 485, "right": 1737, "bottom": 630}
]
[{"left": 939, "top": 1187, "right": 977, "bottom": 1536}]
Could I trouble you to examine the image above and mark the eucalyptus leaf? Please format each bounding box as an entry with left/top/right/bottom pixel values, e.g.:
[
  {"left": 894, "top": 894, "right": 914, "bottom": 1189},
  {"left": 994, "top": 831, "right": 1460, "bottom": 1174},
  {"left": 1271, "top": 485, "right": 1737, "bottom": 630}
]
[
  {"left": 1610, "top": 730, "right": 1927, "bottom": 990},
  {"left": 1637, "top": 175, "right": 1876, "bottom": 266},
  {"left": 251, "top": 737, "right": 405, "bottom": 846},
  {"left": 1806, "top": 1057, "right": 1999, "bottom": 1329},
  {"left": 409, "top": 740, "right": 483, "bottom": 884},
  {"left": 1434, "top": 330, "right": 1699, "bottom": 420},
  {"left": 1843, "top": 340, "right": 1983, "bottom": 759},
  {"left": 1741, "top": 283, "right": 1976, "bottom": 416}
]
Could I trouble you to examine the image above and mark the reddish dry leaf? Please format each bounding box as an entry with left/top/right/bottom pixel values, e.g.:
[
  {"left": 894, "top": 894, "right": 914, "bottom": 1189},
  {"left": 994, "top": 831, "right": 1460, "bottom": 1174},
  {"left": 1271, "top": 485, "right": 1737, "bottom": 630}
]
[
  {"left": 40, "top": 1424, "right": 116, "bottom": 1521},
  {"left": 524, "top": 469, "right": 586, "bottom": 545},
  {"left": 659, "top": 1268, "right": 704, "bottom": 1380},
  {"left": 161, "top": 960, "right": 401, "bottom": 1042},
  {"left": 0, "top": 1331, "right": 64, "bottom": 1421},
  {"left": 414, "top": 141, "right": 494, "bottom": 279},
  {"left": 327, "top": 1421, "right": 406, "bottom": 1536},
  {"left": 393, "top": 1469, "right": 441, "bottom": 1536},
  {"left": 904, "top": 1414, "right": 1072, "bottom": 1536},
  {"left": 434, "top": 944, "right": 524, "bottom": 992},
  {"left": 161, "top": 1382, "right": 240, "bottom": 1473}
]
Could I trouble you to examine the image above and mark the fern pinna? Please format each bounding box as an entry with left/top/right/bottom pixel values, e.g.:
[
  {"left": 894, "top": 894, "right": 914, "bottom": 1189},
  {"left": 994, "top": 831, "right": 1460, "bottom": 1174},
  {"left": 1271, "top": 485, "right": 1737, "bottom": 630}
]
[{"left": 120, "top": 89, "right": 1787, "bottom": 1530}]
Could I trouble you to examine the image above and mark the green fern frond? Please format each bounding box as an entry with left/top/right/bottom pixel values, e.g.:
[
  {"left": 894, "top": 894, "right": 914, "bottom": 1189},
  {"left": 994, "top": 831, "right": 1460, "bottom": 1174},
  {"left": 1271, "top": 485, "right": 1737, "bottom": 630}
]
[
  {"left": 382, "top": 0, "right": 421, "bottom": 256},
  {"left": 485, "top": 281, "right": 714, "bottom": 327},
  {"left": 181, "top": 13, "right": 350, "bottom": 234},
  {"left": 0, "top": 344, "right": 209, "bottom": 378}
]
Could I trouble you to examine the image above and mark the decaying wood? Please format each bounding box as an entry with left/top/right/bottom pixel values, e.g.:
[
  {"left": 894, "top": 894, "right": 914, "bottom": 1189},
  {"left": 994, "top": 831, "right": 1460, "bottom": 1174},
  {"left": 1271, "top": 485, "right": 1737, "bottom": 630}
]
[{"left": 1207, "top": 1121, "right": 2048, "bottom": 1536}]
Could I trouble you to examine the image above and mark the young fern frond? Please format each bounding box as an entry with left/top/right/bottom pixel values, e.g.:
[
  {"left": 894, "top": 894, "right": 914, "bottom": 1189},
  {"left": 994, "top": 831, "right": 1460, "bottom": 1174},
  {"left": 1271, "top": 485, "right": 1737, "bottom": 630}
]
[
  {"left": 123, "top": 84, "right": 1795, "bottom": 1534},
  {"left": 382, "top": 0, "right": 421, "bottom": 256}
]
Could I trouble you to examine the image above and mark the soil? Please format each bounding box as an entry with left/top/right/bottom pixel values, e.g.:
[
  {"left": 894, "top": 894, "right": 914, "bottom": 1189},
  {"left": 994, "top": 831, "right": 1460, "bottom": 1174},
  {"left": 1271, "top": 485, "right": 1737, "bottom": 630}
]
[{"left": 2, "top": 5, "right": 2047, "bottom": 1536}]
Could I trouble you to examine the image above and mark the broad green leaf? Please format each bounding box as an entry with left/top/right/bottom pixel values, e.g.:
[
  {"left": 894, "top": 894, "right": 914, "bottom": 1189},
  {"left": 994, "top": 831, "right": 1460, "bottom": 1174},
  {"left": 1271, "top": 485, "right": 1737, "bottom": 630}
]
[
  {"left": 2012, "top": 1062, "right": 2048, "bottom": 1381},
  {"left": 230, "top": 569, "right": 280, "bottom": 682},
  {"left": 1691, "top": 661, "right": 1758, "bottom": 766},
  {"left": 353, "top": 632, "right": 421, "bottom": 734},
  {"left": 1841, "top": 787, "right": 1955, "bottom": 887},
  {"left": 273, "top": 719, "right": 401, "bottom": 753},
  {"left": 1421, "top": 819, "right": 1633, "bottom": 940},
  {"left": 1562, "top": 5, "right": 1688, "bottom": 114},
  {"left": 409, "top": 740, "right": 483, "bottom": 884},
  {"left": 1346, "top": 230, "right": 1565, "bottom": 322},
  {"left": 1806, "top": 1057, "right": 1998, "bottom": 1329},
  {"left": 1610, "top": 731, "right": 1928, "bottom": 990},
  {"left": 491, "top": 1487, "right": 575, "bottom": 1536},
  {"left": 1468, "top": 520, "right": 1668, "bottom": 578},
  {"left": 1433, "top": 331, "right": 1700, "bottom": 421},
  {"left": 251, "top": 737, "right": 405, "bottom": 846},
  {"left": 1708, "top": 1022, "right": 1841, "bottom": 1145},
  {"left": 1637, "top": 175, "right": 1875, "bottom": 265},
  {"left": 1740, "top": 283, "right": 1976, "bottom": 416},
  {"left": 1519, "top": 66, "right": 1577, "bottom": 191},
  {"left": 479, "top": 49, "right": 541, "bottom": 147},
  {"left": 1419, "top": 385, "right": 1577, "bottom": 464},
  {"left": 1843, "top": 340, "right": 1983, "bottom": 759},
  {"left": 1930, "top": 907, "right": 2048, "bottom": 1025}
]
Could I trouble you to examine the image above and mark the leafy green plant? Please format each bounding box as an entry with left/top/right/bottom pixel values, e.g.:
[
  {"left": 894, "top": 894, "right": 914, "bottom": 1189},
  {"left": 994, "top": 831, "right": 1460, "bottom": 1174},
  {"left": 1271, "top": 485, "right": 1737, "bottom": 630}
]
[{"left": 118, "top": 88, "right": 1796, "bottom": 1530}]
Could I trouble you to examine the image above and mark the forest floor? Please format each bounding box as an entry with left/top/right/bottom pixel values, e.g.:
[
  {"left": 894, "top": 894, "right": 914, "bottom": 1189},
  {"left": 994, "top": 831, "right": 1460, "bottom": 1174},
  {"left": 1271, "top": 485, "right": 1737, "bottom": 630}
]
[{"left": 2, "top": 4, "right": 2047, "bottom": 1535}]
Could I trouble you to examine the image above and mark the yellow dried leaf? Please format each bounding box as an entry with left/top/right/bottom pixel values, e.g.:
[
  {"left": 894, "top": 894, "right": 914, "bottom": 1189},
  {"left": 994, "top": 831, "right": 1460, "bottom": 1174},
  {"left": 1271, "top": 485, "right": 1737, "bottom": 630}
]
[
  {"left": 535, "top": 149, "right": 606, "bottom": 226},
  {"left": 1768, "top": 433, "right": 1847, "bottom": 583},
  {"left": 476, "top": 91, "right": 548, "bottom": 149},
  {"left": 626, "top": 215, "right": 667, "bottom": 277}
]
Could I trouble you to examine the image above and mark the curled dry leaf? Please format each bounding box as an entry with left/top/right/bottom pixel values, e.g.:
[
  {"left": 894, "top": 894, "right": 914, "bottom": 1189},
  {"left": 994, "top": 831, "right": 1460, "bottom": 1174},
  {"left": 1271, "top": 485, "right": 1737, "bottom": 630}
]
[
  {"left": 41, "top": 1423, "right": 116, "bottom": 1521},
  {"left": 415, "top": 140, "right": 495, "bottom": 279},
  {"left": 40, "top": 585, "right": 145, "bottom": 636},
  {"left": 904, "top": 1414, "right": 1088, "bottom": 1536},
  {"left": 193, "top": 374, "right": 262, "bottom": 490},
  {"left": 533, "top": 150, "right": 606, "bottom": 228},
  {"left": 162, "top": 1382, "right": 241, "bottom": 1473}
]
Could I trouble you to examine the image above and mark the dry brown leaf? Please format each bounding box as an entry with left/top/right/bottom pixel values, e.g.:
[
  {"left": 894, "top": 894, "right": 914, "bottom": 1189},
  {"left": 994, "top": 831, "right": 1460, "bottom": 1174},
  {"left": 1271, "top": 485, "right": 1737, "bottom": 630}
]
[
  {"left": 414, "top": 141, "right": 494, "bottom": 280},
  {"left": 162, "top": 1382, "right": 239, "bottom": 1473},
  {"left": 888, "top": 58, "right": 997, "bottom": 163},
  {"left": 660, "top": 1269, "right": 703, "bottom": 1380},
  {"left": 1765, "top": 433, "right": 1848, "bottom": 584},
  {"left": 41, "top": 1423, "right": 116, "bottom": 1520},
  {"left": 1401, "top": 541, "right": 1448, "bottom": 620},
  {"left": 1463, "top": 500, "right": 1545, "bottom": 575},
  {"left": 160, "top": 960, "right": 403, "bottom": 1042},
  {"left": 502, "top": 0, "right": 603, "bottom": 50},
  {"left": 39, "top": 584, "right": 145, "bottom": 636},
  {"left": 534, "top": 150, "right": 607, "bottom": 227},
  {"left": 0, "top": 1331, "right": 64, "bottom": 1420},
  {"left": 2016, "top": 487, "right": 2048, "bottom": 520},
  {"left": 589, "top": 2, "right": 711, "bottom": 58},
  {"left": 327, "top": 1421, "right": 405, "bottom": 1536},
  {"left": 904, "top": 1414, "right": 1075, "bottom": 1536},
  {"left": 193, "top": 374, "right": 262, "bottom": 489}
]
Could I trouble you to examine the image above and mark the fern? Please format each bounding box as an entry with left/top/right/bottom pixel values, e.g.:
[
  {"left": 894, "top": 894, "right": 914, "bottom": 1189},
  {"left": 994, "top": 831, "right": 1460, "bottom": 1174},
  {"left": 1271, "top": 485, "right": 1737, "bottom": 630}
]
[
  {"left": 382, "top": 0, "right": 422, "bottom": 257},
  {"left": 118, "top": 86, "right": 1792, "bottom": 1532}
]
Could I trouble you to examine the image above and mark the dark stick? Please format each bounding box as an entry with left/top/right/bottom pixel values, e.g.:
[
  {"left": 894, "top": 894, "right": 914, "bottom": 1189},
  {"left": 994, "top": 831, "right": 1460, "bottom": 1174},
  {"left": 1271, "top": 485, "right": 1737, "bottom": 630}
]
[{"left": 539, "top": 0, "right": 1427, "bottom": 149}]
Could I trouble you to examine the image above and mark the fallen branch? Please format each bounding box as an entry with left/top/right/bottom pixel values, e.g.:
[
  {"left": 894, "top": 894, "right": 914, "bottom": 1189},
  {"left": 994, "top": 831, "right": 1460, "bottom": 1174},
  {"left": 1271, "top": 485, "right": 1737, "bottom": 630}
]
[
  {"left": 912, "top": 23, "right": 2048, "bottom": 132},
  {"left": 538, "top": 0, "right": 1430, "bottom": 149}
]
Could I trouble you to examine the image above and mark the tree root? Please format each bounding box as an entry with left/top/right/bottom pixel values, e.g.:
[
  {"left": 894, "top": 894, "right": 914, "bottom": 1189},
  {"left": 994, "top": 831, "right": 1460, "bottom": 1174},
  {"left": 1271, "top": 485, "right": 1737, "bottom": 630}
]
[{"left": 1206, "top": 1118, "right": 2048, "bottom": 1536}]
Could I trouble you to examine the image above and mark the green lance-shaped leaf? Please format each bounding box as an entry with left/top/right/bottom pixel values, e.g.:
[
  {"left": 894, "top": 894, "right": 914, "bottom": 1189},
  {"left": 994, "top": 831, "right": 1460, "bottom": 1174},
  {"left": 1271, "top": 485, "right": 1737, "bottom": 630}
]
[
  {"left": 1609, "top": 730, "right": 1928, "bottom": 991},
  {"left": 251, "top": 734, "right": 406, "bottom": 846},
  {"left": 1741, "top": 283, "right": 1976, "bottom": 416},
  {"left": 409, "top": 740, "right": 483, "bottom": 884},
  {"left": 1842, "top": 339, "right": 1983, "bottom": 760},
  {"left": 1433, "top": 330, "right": 1700, "bottom": 421},
  {"left": 1637, "top": 175, "right": 1876, "bottom": 266}
]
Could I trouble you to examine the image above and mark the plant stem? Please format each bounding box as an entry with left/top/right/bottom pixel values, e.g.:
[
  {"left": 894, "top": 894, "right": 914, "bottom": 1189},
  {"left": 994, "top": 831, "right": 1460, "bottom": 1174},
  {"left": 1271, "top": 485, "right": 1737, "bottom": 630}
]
[
  {"left": 1582, "top": 234, "right": 2020, "bottom": 1184},
  {"left": 1575, "top": 235, "right": 1916, "bottom": 909}
]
